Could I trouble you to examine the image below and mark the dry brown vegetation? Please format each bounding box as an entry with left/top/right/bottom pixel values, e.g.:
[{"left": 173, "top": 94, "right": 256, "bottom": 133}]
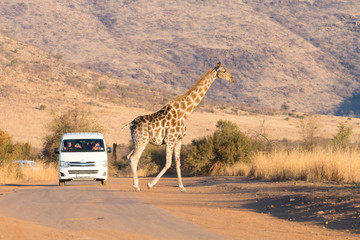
[
  {"left": 0, "top": 161, "right": 57, "bottom": 185},
  {"left": 225, "top": 147, "right": 360, "bottom": 183}
]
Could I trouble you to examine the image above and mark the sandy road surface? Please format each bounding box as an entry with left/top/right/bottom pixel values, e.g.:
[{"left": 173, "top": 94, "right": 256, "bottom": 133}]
[
  {"left": 0, "top": 180, "right": 220, "bottom": 240},
  {"left": 0, "top": 177, "right": 359, "bottom": 240}
]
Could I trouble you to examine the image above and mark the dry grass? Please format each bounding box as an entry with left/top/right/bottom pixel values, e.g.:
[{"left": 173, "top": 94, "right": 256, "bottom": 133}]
[
  {"left": 0, "top": 161, "right": 58, "bottom": 185},
  {"left": 225, "top": 148, "right": 360, "bottom": 184}
]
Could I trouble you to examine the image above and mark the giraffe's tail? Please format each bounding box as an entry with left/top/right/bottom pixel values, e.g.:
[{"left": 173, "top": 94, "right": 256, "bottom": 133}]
[{"left": 119, "top": 123, "right": 131, "bottom": 133}]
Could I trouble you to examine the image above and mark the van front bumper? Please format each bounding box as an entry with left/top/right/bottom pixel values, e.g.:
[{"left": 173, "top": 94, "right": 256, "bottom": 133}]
[{"left": 59, "top": 166, "right": 107, "bottom": 181}]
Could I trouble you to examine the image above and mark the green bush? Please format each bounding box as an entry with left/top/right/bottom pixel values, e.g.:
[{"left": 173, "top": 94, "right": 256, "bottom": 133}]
[
  {"left": 331, "top": 123, "right": 352, "bottom": 150},
  {"left": 183, "top": 137, "right": 215, "bottom": 175},
  {"left": 12, "top": 142, "right": 37, "bottom": 160},
  {"left": 42, "top": 109, "right": 103, "bottom": 162},
  {"left": 184, "top": 120, "right": 255, "bottom": 176}
]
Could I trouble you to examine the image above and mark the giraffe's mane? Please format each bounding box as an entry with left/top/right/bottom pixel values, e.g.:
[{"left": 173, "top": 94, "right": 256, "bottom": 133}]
[{"left": 170, "top": 67, "right": 215, "bottom": 103}]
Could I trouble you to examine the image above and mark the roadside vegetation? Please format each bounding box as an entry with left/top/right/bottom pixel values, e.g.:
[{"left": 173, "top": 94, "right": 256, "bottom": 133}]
[
  {"left": 183, "top": 120, "right": 255, "bottom": 176},
  {"left": 114, "top": 117, "right": 360, "bottom": 185},
  {"left": 1, "top": 109, "right": 360, "bottom": 185},
  {"left": 245, "top": 147, "right": 360, "bottom": 183},
  {"left": 0, "top": 130, "right": 57, "bottom": 184}
]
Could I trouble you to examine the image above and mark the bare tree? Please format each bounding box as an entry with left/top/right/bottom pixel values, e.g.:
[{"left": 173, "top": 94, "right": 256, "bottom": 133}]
[{"left": 299, "top": 115, "right": 320, "bottom": 150}]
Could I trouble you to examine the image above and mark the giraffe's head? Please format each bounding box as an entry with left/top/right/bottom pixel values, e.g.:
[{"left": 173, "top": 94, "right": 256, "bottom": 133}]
[{"left": 215, "top": 62, "right": 234, "bottom": 83}]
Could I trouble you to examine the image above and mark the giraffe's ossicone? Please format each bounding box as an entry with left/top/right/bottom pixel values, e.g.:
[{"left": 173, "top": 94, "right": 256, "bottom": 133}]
[{"left": 126, "top": 62, "right": 234, "bottom": 192}]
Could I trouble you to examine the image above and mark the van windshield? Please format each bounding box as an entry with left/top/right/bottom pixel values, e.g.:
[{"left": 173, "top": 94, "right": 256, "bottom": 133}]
[{"left": 62, "top": 139, "right": 105, "bottom": 152}]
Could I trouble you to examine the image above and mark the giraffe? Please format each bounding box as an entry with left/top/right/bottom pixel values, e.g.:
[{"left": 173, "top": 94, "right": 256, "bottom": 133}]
[{"left": 126, "top": 62, "right": 234, "bottom": 192}]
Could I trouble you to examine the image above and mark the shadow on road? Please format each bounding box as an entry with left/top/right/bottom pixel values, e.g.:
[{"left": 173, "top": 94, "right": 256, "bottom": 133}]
[
  {"left": 3, "top": 183, "right": 57, "bottom": 187},
  {"left": 240, "top": 183, "right": 360, "bottom": 234},
  {"left": 158, "top": 177, "right": 360, "bottom": 234}
]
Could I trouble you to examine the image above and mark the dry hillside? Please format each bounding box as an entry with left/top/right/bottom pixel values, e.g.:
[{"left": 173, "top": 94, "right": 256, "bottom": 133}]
[
  {"left": 0, "top": 0, "right": 359, "bottom": 115},
  {"left": 0, "top": 31, "right": 360, "bottom": 153},
  {"left": 0, "top": 31, "right": 189, "bottom": 111},
  {"left": 0, "top": 32, "right": 178, "bottom": 146}
]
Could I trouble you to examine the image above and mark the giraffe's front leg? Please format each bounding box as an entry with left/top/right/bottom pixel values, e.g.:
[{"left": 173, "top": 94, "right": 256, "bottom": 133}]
[
  {"left": 174, "top": 140, "right": 186, "bottom": 192},
  {"left": 147, "top": 142, "right": 174, "bottom": 189}
]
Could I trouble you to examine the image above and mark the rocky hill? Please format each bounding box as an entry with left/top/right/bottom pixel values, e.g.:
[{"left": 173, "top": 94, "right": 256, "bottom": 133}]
[
  {"left": 0, "top": 31, "right": 187, "bottom": 112},
  {"left": 0, "top": 0, "right": 360, "bottom": 115}
]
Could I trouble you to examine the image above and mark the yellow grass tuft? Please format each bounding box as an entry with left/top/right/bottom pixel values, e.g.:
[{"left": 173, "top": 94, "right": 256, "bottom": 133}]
[
  {"left": 227, "top": 147, "right": 360, "bottom": 183},
  {"left": 0, "top": 161, "right": 58, "bottom": 185},
  {"left": 222, "top": 161, "right": 252, "bottom": 177}
]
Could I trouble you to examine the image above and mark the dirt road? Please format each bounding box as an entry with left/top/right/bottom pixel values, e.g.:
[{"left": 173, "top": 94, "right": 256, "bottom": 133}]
[
  {"left": 0, "top": 177, "right": 359, "bottom": 240},
  {"left": 0, "top": 180, "right": 219, "bottom": 240}
]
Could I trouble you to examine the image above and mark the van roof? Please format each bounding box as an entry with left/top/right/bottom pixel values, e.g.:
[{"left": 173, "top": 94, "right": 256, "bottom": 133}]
[{"left": 61, "top": 132, "right": 104, "bottom": 140}]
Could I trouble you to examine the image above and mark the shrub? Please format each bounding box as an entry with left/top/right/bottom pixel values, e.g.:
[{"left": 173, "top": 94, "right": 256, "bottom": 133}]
[
  {"left": 42, "top": 108, "right": 103, "bottom": 162},
  {"left": 184, "top": 137, "right": 215, "bottom": 176},
  {"left": 331, "top": 123, "right": 352, "bottom": 150},
  {"left": 184, "top": 120, "right": 255, "bottom": 176},
  {"left": 0, "top": 130, "right": 37, "bottom": 165},
  {"left": 213, "top": 120, "right": 254, "bottom": 164},
  {"left": 281, "top": 102, "right": 290, "bottom": 111},
  {"left": 12, "top": 142, "right": 37, "bottom": 161},
  {"left": 249, "top": 120, "right": 275, "bottom": 152},
  {"left": 7, "top": 59, "right": 17, "bottom": 68},
  {"left": 0, "top": 130, "right": 13, "bottom": 165},
  {"left": 299, "top": 115, "right": 320, "bottom": 150}
]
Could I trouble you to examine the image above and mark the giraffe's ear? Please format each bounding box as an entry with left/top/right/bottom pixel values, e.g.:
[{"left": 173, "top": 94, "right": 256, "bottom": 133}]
[{"left": 215, "top": 62, "right": 223, "bottom": 71}]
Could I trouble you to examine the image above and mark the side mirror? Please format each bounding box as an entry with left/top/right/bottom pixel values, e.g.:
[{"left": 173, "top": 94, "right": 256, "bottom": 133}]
[
  {"left": 54, "top": 148, "right": 59, "bottom": 154},
  {"left": 107, "top": 147, "right": 112, "bottom": 153}
]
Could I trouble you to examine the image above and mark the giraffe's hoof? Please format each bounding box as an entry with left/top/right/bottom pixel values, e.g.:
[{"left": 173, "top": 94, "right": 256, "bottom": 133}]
[
  {"left": 147, "top": 182, "right": 153, "bottom": 189},
  {"left": 133, "top": 185, "right": 141, "bottom": 192},
  {"left": 180, "top": 187, "right": 187, "bottom": 193}
]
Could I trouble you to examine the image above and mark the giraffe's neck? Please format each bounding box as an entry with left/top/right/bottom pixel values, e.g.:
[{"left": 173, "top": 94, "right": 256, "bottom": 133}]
[{"left": 170, "top": 68, "right": 217, "bottom": 120}]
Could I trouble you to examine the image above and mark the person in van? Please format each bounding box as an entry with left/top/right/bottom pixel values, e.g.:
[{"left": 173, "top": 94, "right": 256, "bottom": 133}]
[
  {"left": 63, "top": 141, "right": 74, "bottom": 151},
  {"left": 74, "top": 142, "right": 82, "bottom": 150},
  {"left": 92, "top": 142, "right": 103, "bottom": 150},
  {"left": 87, "top": 141, "right": 95, "bottom": 151}
]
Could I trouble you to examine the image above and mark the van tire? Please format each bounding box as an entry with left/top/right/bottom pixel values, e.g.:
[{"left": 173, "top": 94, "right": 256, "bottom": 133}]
[
  {"left": 101, "top": 179, "right": 107, "bottom": 186},
  {"left": 59, "top": 181, "right": 65, "bottom": 186}
]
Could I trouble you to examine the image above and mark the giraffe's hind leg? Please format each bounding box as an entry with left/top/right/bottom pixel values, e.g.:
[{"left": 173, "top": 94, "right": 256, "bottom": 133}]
[
  {"left": 128, "top": 144, "right": 146, "bottom": 192},
  {"left": 174, "top": 141, "right": 186, "bottom": 192}
]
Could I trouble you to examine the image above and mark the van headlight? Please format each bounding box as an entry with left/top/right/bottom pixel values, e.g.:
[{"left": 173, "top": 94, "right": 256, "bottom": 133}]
[
  {"left": 60, "top": 161, "right": 69, "bottom": 168},
  {"left": 98, "top": 161, "right": 107, "bottom": 167}
]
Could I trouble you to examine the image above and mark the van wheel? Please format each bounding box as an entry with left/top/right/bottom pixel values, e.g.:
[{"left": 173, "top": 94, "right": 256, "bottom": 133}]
[
  {"left": 59, "top": 181, "right": 65, "bottom": 186},
  {"left": 101, "top": 179, "right": 107, "bottom": 186}
]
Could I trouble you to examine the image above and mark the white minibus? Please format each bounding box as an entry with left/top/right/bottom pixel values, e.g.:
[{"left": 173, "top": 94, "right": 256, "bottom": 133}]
[{"left": 55, "top": 132, "right": 111, "bottom": 186}]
